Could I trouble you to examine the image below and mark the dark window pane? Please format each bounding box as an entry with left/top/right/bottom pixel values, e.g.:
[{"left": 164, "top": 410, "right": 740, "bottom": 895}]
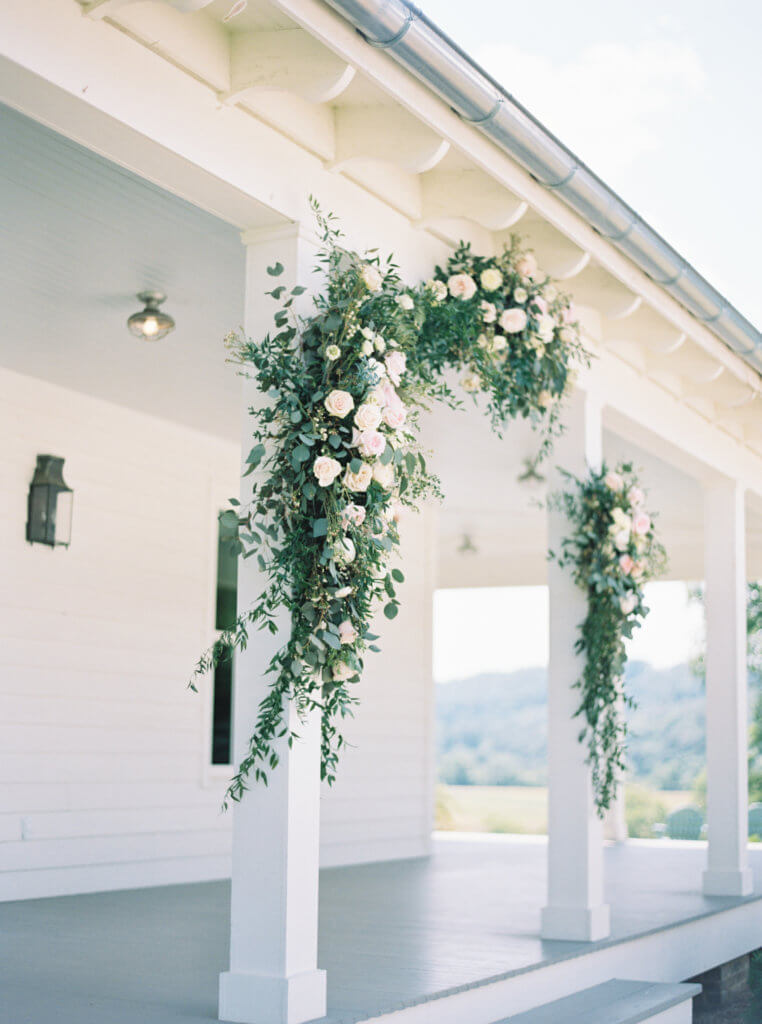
[
  {"left": 215, "top": 513, "right": 239, "bottom": 631},
  {"left": 211, "top": 658, "right": 233, "bottom": 765}
]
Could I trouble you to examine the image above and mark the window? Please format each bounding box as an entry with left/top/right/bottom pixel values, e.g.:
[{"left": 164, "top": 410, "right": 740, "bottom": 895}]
[{"left": 211, "top": 511, "right": 239, "bottom": 765}]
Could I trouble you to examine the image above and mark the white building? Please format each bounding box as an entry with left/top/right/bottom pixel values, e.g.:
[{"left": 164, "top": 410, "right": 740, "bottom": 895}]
[{"left": 1, "top": 2, "right": 761, "bottom": 1022}]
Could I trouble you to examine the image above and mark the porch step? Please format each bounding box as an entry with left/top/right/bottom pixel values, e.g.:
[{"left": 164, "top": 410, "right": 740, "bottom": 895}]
[{"left": 494, "top": 979, "right": 702, "bottom": 1023}]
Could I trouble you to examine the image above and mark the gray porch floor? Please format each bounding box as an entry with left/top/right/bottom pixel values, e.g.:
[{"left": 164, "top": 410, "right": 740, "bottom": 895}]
[{"left": 2, "top": 835, "right": 762, "bottom": 1024}]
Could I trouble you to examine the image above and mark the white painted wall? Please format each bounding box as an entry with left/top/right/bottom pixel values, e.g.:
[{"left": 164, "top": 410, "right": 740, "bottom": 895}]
[{"left": 0, "top": 367, "right": 437, "bottom": 898}]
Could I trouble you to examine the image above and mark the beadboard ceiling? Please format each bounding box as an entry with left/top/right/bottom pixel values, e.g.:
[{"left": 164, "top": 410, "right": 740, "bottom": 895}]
[{"left": 0, "top": 102, "right": 247, "bottom": 441}]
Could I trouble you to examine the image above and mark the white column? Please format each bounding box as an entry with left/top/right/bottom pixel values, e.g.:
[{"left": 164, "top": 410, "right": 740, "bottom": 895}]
[
  {"left": 702, "top": 480, "right": 753, "bottom": 897},
  {"left": 219, "top": 223, "right": 328, "bottom": 1024},
  {"left": 541, "top": 388, "right": 611, "bottom": 941}
]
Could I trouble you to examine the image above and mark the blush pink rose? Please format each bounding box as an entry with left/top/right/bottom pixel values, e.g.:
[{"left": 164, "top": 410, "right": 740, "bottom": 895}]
[
  {"left": 619, "top": 554, "right": 634, "bottom": 574},
  {"left": 632, "top": 511, "right": 651, "bottom": 536},
  {"left": 532, "top": 296, "right": 548, "bottom": 315},
  {"left": 383, "top": 404, "right": 407, "bottom": 430},
  {"left": 447, "top": 273, "right": 477, "bottom": 300},
  {"left": 499, "top": 308, "right": 528, "bottom": 333},
  {"left": 357, "top": 429, "right": 386, "bottom": 458},
  {"left": 341, "top": 503, "right": 366, "bottom": 527},
  {"left": 516, "top": 253, "right": 538, "bottom": 280}
]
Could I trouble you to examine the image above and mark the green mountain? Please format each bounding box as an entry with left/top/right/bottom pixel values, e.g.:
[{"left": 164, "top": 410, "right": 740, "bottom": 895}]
[{"left": 436, "top": 661, "right": 707, "bottom": 790}]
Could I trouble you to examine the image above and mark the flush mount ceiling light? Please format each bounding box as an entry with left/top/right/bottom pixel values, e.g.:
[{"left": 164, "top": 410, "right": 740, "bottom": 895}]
[{"left": 127, "top": 291, "right": 175, "bottom": 341}]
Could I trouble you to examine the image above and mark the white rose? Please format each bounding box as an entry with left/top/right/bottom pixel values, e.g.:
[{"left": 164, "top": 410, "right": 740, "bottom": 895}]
[
  {"left": 324, "top": 389, "right": 354, "bottom": 418},
  {"left": 361, "top": 339, "right": 374, "bottom": 356},
  {"left": 513, "top": 287, "right": 528, "bottom": 304},
  {"left": 447, "top": 273, "right": 477, "bottom": 301},
  {"left": 614, "top": 529, "right": 631, "bottom": 552},
  {"left": 325, "top": 344, "right": 341, "bottom": 361},
  {"left": 480, "top": 301, "right": 497, "bottom": 323},
  {"left": 427, "top": 279, "right": 448, "bottom": 302},
  {"left": 344, "top": 462, "right": 373, "bottom": 492},
  {"left": 374, "top": 337, "right": 386, "bottom": 354},
  {"left": 537, "top": 313, "right": 556, "bottom": 341},
  {"left": 385, "top": 351, "right": 407, "bottom": 386},
  {"left": 354, "top": 403, "right": 383, "bottom": 431},
  {"left": 480, "top": 267, "right": 503, "bottom": 292},
  {"left": 332, "top": 660, "right": 355, "bottom": 681},
  {"left": 396, "top": 294, "right": 414, "bottom": 310},
  {"left": 492, "top": 335, "right": 507, "bottom": 353},
  {"left": 334, "top": 537, "right": 356, "bottom": 563},
  {"left": 313, "top": 455, "right": 342, "bottom": 487},
  {"left": 462, "top": 373, "right": 480, "bottom": 393},
  {"left": 339, "top": 620, "right": 358, "bottom": 645},
  {"left": 499, "top": 308, "right": 528, "bottom": 333},
  {"left": 620, "top": 594, "right": 638, "bottom": 615},
  {"left": 559, "top": 326, "right": 576, "bottom": 344},
  {"left": 361, "top": 327, "right": 375, "bottom": 340},
  {"left": 477, "top": 333, "right": 489, "bottom": 349},
  {"left": 372, "top": 461, "right": 395, "bottom": 489},
  {"left": 360, "top": 264, "right": 383, "bottom": 292},
  {"left": 544, "top": 284, "right": 558, "bottom": 302}
]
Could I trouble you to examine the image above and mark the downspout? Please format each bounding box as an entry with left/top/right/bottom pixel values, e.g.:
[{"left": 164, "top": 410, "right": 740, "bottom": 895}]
[{"left": 322, "top": 0, "right": 762, "bottom": 373}]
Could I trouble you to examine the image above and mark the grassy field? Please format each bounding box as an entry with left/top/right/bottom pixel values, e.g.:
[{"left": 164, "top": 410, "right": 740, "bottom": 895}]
[{"left": 435, "top": 784, "right": 694, "bottom": 837}]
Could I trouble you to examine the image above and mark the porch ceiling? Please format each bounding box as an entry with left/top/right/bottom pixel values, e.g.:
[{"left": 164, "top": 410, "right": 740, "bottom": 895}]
[
  {"left": 70, "top": 0, "right": 762, "bottom": 457},
  {"left": 0, "top": 103, "right": 246, "bottom": 441}
]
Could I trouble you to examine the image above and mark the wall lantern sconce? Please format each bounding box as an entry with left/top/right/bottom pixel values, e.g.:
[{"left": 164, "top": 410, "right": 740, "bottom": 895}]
[
  {"left": 127, "top": 291, "right": 175, "bottom": 341},
  {"left": 26, "top": 455, "right": 73, "bottom": 548}
]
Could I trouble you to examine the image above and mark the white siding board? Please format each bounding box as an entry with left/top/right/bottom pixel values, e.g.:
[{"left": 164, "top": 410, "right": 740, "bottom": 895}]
[{"left": 0, "top": 367, "right": 436, "bottom": 897}]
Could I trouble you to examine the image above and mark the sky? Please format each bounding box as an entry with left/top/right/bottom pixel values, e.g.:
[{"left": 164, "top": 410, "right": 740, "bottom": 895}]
[
  {"left": 433, "top": 583, "right": 705, "bottom": 683},
  {"left": 420, "top": 0, "right": 762, "bottom": 329}
]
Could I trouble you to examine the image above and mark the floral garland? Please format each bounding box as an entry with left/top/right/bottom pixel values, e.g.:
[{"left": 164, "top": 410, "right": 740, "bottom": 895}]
[
  {"left": 408, "top": 240, "right": 588, "bottom": 450},
  {"left": 552, "top": 461, "right": 666, "bottom": 813},
  {"left": 193, "top": 206, "right": 445, "bottom": 804},
  {"left": 194, "top": 204, "right": 591, "bottom": 805}
]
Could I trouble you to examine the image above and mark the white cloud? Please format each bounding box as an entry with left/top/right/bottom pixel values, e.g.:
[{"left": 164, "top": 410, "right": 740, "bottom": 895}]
[{"left": 476, "top": 39, "right": 705, "bottom": 177}]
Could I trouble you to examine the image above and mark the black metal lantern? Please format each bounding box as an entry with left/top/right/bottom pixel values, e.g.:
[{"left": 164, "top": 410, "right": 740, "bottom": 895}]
[{"left": 26, "top": 455, "right": 73, "bottom": 548}]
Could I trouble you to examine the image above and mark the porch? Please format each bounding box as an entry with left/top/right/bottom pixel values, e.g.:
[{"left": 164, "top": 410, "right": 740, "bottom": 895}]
[{"left": 3, "top": 835, "right": 761, "bottom": 1024}]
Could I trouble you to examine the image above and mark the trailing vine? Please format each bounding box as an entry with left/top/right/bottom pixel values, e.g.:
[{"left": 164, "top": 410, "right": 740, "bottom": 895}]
[
  {"left": 193, "top": 202, "right": 591, "bottom": 806},
  {"left": 552, "top": 462, "right": 666, "bottom": 813}
]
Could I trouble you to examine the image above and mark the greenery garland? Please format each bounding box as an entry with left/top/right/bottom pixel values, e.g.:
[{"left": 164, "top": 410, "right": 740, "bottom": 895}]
[
  {"left": 410, "top": 240, "right": 587, "bottom": 451},
  {"left": 552, "top": 462, "right": 666, "bottom": 813},
  {"left": 194, "top": 202, "right": 589, "bottom": 806}
]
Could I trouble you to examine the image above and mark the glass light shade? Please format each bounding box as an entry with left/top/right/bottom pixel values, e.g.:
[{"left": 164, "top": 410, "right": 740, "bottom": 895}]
[
  {"left": 127, "top": 291, "right": 175, "bottom": 341},
  {"left": 26, "top": 455, "right": 73, "bottom": 547}
]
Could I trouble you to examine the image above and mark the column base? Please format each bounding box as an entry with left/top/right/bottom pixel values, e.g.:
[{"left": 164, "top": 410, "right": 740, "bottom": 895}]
[
  {"left": 702, "top": 868, "right": 754, "bottom": 897},
  {"left": 540, "top": 903, "right": 611, "bottom": 942},
  {"left": 219, "top": 968, "right": 327, "bottom": 1024}
]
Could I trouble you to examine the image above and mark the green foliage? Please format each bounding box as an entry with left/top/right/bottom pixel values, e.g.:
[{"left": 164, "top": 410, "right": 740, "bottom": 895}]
[
  {"left": 413, "top": 240, "right": 589, "bottom": 454},
  {"left": 193, "top": 202, "right": 592, "bottom": 806},
  {"left": 193, "top": 202, "right": 444, "bottom": 805},
  {"left": 552, "top": 462, "right": 667, "bottom": 814}
]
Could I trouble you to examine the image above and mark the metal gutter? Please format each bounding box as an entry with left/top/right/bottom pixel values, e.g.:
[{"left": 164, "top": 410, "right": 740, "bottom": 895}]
[{"left": 323, "top": 0, "right": 762, "bottom": 373}]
